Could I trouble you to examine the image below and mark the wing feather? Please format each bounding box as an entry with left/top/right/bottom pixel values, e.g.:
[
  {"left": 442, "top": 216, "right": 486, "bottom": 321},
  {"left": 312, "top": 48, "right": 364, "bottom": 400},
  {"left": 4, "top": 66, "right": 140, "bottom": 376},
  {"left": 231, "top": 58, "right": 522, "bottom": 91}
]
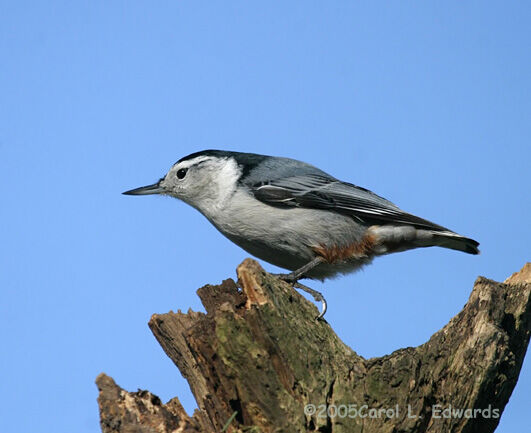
[{"left": 251, "top": 174, "right": 449, "bottom": 231}]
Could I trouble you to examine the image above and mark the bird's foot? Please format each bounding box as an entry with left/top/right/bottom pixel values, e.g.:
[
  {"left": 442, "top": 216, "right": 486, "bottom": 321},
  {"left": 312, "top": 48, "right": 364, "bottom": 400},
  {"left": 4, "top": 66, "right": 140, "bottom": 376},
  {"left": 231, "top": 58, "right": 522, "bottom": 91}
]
[
  {"left": 294, "top": 281, "right": 328, "bottom": 321},
  {"left": 272, "top": 273, "right": 327, "bottom": 321}
]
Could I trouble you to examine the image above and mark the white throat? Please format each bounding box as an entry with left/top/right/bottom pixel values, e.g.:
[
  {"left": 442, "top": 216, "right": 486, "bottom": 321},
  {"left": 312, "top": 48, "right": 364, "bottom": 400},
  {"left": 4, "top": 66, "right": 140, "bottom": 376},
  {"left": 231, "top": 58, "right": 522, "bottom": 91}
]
[{"left": 191, "top": 157, "right": 241, "bottom": 218}]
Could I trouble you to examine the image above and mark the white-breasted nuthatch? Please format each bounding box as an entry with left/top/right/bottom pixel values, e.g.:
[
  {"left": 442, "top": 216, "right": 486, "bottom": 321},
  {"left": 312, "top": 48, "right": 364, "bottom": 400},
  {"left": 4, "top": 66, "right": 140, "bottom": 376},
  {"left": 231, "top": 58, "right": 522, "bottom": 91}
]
[{"left": 124, "top": 150, "right": 479, "bottom": 318}]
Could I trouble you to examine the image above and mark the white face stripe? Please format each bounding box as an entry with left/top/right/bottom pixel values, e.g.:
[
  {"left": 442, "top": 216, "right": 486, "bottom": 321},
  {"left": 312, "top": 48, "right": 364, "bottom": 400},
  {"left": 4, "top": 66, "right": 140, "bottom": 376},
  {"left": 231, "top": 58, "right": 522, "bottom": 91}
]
[{"left": 175, "top": 155, "right": 213, "bottom": 170}]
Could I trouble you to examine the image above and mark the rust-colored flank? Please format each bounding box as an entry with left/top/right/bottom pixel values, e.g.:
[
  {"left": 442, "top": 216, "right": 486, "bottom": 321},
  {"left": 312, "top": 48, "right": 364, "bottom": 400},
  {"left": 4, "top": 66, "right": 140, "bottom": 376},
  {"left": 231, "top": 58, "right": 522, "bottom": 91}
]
[{"left": 313, "top": 233, "right": 378, "bottom": 263}]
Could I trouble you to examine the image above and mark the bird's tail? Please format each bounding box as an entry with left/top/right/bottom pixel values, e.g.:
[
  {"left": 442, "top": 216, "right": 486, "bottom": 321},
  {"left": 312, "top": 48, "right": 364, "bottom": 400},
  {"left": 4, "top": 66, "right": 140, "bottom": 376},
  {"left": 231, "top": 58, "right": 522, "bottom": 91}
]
[
  {"left": 370, "top": 226, "right": 480, "bottom": 255},
  {"left": 429, "top": 231, "right": 480, "bottom": 255}
]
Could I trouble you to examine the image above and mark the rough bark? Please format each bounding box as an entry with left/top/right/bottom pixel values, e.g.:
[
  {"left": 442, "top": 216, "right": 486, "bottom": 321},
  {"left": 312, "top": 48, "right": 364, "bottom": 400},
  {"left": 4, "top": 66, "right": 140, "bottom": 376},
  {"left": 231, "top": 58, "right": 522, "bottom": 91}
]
[{"left": 97, "top": 261, "right": 530, "bottom": 433}]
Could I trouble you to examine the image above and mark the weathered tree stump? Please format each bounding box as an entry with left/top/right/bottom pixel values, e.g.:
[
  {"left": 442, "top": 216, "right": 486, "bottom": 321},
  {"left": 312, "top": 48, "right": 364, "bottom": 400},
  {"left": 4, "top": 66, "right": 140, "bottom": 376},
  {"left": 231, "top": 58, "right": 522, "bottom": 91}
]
[{"left": 97, "top": 261, "right": 530, "bottom": 433}]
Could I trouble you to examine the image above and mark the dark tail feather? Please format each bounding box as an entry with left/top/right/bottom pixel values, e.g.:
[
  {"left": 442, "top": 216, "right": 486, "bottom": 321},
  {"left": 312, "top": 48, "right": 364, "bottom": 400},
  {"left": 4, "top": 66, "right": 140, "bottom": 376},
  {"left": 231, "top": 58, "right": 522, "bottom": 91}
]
[{"left": 432, "top": 232, "right": 480, "bottom": 255}]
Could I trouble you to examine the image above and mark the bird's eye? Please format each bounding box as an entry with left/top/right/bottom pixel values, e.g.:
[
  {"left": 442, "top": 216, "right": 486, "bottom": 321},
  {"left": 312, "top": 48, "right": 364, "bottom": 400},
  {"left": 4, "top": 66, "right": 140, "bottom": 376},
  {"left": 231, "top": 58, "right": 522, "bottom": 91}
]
[{"left": 176, "top": 168, "right": 187, "bottom": 179}]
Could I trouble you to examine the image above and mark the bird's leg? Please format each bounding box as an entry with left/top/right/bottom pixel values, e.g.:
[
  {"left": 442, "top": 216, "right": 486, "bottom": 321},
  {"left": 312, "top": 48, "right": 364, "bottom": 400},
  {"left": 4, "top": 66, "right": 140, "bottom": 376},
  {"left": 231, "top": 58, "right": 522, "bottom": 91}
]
[
  {"left": 273, "top": 256, "right": 328, "bottom": 320},
  {"left": 273, "top": 256, "right": 325, "bottom": 282}
]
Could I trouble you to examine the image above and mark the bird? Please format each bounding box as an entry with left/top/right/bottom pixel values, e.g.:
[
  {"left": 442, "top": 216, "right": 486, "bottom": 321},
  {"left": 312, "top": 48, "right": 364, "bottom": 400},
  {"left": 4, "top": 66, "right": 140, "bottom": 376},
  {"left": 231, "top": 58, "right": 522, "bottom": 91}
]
[{"left": 123, "top": 150, "right": 479, "bottom": 318}]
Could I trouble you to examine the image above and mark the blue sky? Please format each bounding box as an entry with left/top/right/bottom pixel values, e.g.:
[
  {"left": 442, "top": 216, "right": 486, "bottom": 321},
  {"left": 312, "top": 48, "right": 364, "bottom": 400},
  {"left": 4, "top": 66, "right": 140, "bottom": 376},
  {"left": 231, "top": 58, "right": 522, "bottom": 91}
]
[{"left": 1, "top": 1, "right": 529, "bottom": 431}]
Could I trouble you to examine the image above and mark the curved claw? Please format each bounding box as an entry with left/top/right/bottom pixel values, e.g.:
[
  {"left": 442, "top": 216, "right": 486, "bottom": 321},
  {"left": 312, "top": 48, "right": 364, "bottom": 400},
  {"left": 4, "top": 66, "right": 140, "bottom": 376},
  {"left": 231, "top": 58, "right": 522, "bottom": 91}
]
[
  {"left": 293, "top": 282, "right": 328, "bottom": 321},
  {"left": 316, "top": 295, "right": 327, "bottom": 321},
  {"left": 271, "top": 256, "right": 328, "bottom": 320}
]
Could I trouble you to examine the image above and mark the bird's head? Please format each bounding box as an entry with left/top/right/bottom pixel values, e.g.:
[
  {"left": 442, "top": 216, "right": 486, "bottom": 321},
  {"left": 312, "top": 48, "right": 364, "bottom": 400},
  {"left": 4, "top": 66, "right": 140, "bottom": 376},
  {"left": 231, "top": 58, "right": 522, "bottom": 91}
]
[{"left": 123, "top": 150, "right": 242, "bottom": 215}]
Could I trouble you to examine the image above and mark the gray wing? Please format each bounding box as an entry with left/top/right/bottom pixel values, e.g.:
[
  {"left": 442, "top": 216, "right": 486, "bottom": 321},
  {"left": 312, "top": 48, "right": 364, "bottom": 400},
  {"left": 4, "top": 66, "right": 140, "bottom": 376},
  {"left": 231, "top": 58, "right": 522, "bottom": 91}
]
[{"left": 250, "top": 173, "right": 449, "bottom": 231}]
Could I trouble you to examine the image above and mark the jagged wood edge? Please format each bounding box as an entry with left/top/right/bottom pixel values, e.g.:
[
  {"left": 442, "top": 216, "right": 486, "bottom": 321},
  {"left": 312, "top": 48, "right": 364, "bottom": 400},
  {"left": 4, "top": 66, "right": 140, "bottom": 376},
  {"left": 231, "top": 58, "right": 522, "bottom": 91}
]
[{"left": 97, "top": 261, "right": 530, "bottom": 433}]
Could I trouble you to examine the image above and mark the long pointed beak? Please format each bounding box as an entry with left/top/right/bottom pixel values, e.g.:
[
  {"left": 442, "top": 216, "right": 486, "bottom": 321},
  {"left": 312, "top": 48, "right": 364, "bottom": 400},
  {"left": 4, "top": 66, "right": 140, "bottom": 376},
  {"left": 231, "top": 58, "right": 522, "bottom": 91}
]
[{"left": 122, "top": 181, "right": 165, "bottom": 196}]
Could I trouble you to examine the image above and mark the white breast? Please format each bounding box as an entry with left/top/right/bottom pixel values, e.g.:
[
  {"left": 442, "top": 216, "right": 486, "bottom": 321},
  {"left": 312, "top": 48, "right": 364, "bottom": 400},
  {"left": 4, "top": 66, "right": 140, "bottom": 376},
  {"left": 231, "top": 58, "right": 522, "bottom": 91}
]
[{"left": 207, "top": 189, "right": 366, "bottom": 262}]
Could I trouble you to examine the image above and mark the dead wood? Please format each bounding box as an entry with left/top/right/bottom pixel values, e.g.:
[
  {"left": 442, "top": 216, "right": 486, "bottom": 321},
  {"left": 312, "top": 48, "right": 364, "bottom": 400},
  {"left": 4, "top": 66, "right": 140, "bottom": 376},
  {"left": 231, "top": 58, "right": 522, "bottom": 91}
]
[{"left": 97, "top": 261, "right": 530, "bottom": 433}]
